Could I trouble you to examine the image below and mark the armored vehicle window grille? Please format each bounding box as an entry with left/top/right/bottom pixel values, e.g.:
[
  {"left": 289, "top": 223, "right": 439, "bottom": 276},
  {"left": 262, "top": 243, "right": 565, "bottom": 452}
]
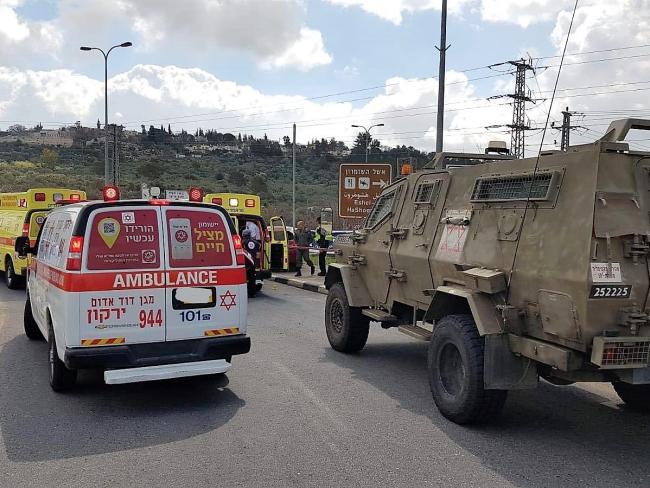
[
  {"left": 471, "top": 172, "right": 555, "bottom": 202},
  {"left": 365, "top": 190, "right": 397, "bottom": 229},
  {"left": 414, "top": 181, "right": 441, "bottom": 204}
]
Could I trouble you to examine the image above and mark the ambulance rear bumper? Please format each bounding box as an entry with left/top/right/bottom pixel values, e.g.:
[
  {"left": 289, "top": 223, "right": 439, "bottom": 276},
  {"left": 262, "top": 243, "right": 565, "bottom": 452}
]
[{"left": 64, "top": 335, "right": 250, "bottom": 370}]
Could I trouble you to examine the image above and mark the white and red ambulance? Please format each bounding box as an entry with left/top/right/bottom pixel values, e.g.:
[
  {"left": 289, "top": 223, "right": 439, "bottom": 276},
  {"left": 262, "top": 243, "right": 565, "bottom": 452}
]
[{"left": 16, "top": 189, "right": 250, "bottom": 391}]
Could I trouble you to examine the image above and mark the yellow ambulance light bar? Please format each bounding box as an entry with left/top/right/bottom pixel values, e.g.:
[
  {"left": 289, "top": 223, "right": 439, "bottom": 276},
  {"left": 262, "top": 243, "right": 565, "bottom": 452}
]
[
  {"left": 204, "top": 193, "right": 261, "bottom": 216},
  {"left": 0, "top": 188, "right": 87, "bottom": 210}
]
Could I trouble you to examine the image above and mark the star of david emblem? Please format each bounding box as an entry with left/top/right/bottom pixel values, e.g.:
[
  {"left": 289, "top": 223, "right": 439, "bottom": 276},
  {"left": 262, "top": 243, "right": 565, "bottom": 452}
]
[{"left": 219, "top": 290, "right": 237, "bottom": 311}]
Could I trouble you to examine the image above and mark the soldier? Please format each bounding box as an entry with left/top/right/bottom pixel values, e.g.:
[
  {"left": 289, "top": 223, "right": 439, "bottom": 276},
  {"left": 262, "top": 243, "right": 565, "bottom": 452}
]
[
  {"left": 294, "top": 220, "right": 315, "bottom": 277},
  {"left": 315, "top": 217, "right": 329, "bottom": 277}
]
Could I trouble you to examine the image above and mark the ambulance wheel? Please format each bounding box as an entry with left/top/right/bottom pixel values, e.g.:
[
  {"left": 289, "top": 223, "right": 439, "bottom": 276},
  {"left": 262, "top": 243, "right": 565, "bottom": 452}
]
[
  {"left": 48, "top": 322, "right": 76, "bottom": 391},
  {"left": 325, "top": 283, "right": 369, "bottom": 353},
  {"left": 427, "top": 314, "right": 507, "bottom": 425},
  {"left": 612, "top": 382, "right": 650, "bottom": 411},
  {"left": 5, "top": 258, "right": 23, "bottom": 290},
  {"left": 24, "top": 293, "right": 44, "bottom": 341}
]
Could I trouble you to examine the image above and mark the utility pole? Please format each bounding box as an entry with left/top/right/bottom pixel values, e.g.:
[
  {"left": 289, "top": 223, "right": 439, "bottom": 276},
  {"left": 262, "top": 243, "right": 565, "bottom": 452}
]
[
  {"left": 435, "top": 0, "right": 449, "bottom": 154},
  {"left": 508, "top": 59, "right": 535, "bottom": 159},
  {"left": 487, "top": 58, "right": 536, "bottom": 158},
  {"left": 551, "top": 107, "right": 580, "bottom": 151},
  {"left": 292, "top": 123, "right": 296, "bottom": 229}
]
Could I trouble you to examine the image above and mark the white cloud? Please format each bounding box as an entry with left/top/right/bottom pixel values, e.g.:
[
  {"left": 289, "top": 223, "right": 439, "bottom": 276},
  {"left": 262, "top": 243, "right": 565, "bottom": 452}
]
[
  {"left": 261, "top": 28, "right": 332, "bottom": 71},
  {"left": 0, "top": 63, "right": 510, "bottom": 152},
  {"left": 323, "top": 0, "right": 469, "bottom": 24},
  {"left": 0, "top": 0, "right": 62, "bottom": 64},
  {"left": 480, "top": 0, "right": 573, "bottom": 28},
  {"left": 54, "top": 0, "right": 331, "bottom": 71},
  {"left": 0, "top": 1, "right": 29, "bottom": 42}
]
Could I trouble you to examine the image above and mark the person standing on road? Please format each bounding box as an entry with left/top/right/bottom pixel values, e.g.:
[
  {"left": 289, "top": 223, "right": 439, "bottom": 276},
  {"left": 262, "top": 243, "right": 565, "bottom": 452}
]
[
  {"left": 315, "top": 217, "right": 329, "bottom": 277},
  {"left": 294, "top": 220, "right": 315, "bottom": 277}
]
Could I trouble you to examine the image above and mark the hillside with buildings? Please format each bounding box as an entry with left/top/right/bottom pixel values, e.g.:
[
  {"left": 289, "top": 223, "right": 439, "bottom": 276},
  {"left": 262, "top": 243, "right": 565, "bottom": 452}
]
[{"left": 0, "top": 123, "right": 430, "bottom": 225}]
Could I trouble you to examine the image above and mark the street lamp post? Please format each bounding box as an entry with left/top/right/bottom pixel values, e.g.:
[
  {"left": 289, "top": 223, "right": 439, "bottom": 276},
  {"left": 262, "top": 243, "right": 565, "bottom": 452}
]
[
  {"left": 351, "top": 123, "right": 384, "bottom": 163},
  {"left": 80, "top": 41, "right": 132, "bottom": 185}
]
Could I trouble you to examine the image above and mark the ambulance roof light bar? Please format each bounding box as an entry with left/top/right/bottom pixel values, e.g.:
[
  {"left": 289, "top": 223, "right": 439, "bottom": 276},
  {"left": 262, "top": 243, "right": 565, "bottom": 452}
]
[
  {"left": 189, "top": 187, "right": 204, "bottom": 202},
  {"left": 102, "top": 185, "right": 120, "bottom": 202}
]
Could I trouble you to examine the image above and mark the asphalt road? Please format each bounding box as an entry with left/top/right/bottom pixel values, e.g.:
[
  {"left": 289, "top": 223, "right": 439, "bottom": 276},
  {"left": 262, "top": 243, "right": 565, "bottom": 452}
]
[{"left": 1, "top": 282, "right": 649, "bottom": 488}]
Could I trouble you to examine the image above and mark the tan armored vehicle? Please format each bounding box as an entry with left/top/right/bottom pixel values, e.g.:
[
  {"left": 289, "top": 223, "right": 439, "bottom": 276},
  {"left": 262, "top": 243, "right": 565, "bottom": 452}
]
[{"left": 325, "top": 119, "right": 650, "bottom": 424}]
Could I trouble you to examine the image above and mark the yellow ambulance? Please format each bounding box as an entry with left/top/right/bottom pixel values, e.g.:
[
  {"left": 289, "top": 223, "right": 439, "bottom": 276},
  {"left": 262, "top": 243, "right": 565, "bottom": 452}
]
[
  {"left": 0, "top": 188, "right": 85, "bottom": 288},
  {"left": 203, "top": 193, "right": 289, "bottom": 279}
]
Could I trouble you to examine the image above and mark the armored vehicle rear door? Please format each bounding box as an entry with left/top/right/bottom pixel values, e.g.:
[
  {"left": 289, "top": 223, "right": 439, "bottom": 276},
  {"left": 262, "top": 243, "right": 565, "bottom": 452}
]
[
  {"left": 389, "top": 172, "right": 449, "bottom": 307},
  {"left": 355, "top": 180, "right": 406, "bottom": 306}
]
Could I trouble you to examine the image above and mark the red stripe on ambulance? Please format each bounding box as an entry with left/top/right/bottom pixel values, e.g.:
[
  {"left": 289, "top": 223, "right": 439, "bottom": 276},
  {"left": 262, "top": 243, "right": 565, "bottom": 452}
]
[{"left": 34, "top": 262, "right": 246, "bottom": 292}]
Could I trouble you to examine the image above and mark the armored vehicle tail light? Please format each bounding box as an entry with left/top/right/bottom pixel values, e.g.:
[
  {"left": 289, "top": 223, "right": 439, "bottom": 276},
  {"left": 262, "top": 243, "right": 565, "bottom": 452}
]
[
  {"left": 591, "top": 336, "right": 650, "bottom": 369},
  {"left": 102, "top": 185, "right": 120, "bottom": 202},
  {"left": 66, "top": 236, "right": 84, "bottom": 271}
]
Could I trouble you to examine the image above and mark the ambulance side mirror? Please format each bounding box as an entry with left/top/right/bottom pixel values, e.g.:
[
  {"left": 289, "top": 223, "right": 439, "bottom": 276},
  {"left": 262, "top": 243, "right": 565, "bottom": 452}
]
[{"left": 14, "top": 236, "right": 34, "bottom": 258}]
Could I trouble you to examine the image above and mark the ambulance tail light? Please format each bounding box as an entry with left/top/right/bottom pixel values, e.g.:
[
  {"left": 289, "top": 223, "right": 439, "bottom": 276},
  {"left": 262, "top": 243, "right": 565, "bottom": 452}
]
[
  {"left": 102, "top": 185, "right": 120, "bottom": 202},
  {"left": 149, "top": 199, "right": 170, "bottom": 206},
  {"left": 22, "top": 223, "right": 29, "bottom": 236},
  {"left": 66, "top": 236, "right": 84, "bottom": 271},
  {"left": 245, "top": 198, "right": 256, "bottom": 208},
  {"left": 212, "top": 197, "right": 223, "bottom": 205},
  {"left": 189, "top": 187, "right": 204, "bottom": 202},
  {"left": 233, "top": 234, "right": 245, "bottom": 265},
  {"left": 34, "top": 192, "right": 46, "bottom": 202}
]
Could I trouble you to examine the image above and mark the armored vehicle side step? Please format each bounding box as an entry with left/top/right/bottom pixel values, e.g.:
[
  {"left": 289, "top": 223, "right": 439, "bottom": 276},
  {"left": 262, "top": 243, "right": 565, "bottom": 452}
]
[
  {"left": 362, "top": 309, "right": 398, "bottom": 323},
  {"left": 398, "top": 325, "right": 432, "bottom": 342}
]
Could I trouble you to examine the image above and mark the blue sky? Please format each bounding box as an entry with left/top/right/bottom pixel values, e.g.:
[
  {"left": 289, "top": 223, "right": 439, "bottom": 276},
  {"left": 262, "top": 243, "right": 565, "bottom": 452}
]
[{"left": 1, "top": 0, "right": 649, "bottom": 152}]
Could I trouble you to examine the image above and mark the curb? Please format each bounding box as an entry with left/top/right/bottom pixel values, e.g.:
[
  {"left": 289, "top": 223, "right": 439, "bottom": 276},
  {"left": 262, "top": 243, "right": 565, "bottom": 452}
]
[{"left": 269, "top": 275, "right": 328, "bottom": 295}]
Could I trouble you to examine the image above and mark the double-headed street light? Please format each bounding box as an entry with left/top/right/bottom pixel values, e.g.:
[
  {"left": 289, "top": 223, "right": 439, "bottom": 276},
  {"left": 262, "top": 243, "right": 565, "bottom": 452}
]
[
  {"left": 80, "top": 41, "right": 132, "bottom": 185},
  {"left": 351, "top": 123, "right": 384, "bottom": 163}
]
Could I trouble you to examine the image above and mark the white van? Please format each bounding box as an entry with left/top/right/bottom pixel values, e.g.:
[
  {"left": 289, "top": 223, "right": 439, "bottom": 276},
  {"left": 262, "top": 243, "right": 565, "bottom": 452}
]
[{"left": 16, "top": 198, "right": 250, "bottom": 391}]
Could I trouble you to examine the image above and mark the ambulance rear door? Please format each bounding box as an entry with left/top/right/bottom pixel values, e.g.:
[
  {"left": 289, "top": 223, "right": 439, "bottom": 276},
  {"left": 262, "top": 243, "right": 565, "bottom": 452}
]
[
  {"left": 268, "top": 216, "right": 288, "bottom": 271},
  {"left": 162, "top": 205, "right": 246, "bottom": 341},
  {"left": 81, "top": 206, "right": 166, "bottom": 345}
]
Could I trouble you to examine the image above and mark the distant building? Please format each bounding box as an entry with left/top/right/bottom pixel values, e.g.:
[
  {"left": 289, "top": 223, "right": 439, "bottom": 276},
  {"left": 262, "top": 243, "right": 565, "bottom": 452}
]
[{"left": 0, "top": 129, "right": 73, "bottom": 147}]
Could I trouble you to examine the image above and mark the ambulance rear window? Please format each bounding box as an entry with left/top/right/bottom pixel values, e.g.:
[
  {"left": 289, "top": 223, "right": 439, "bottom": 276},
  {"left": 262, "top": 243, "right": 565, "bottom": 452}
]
[
  {"left": 166, "top": 209, "right": 233, "bottom": 268},
  {"left": 87, "top": 209, "right": 161, "bottom": 270}
]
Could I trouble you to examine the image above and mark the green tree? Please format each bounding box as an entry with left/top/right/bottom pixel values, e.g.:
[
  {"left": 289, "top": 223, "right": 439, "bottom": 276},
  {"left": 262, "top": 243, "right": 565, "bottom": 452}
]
[
  {"left": 137, "top": 161, "right": 162, "bottom": 180},
  {"left": 40, "top": 148, "right": 59, "bottom": 168},
  {"left": 250, "top": 174, "right": 268, "bottom": 193},
  {"left": 228, "top": 169, "right": 246, "bottom": 186}
]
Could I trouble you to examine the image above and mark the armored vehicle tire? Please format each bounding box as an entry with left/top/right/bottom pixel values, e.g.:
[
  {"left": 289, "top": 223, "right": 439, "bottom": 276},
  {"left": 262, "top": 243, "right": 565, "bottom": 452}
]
[
  {"left": 24, "top": 293, "right": 44, "bottom": 341},
  {"left": 612, "top": 382, "right": 650, "bottom": 411},
  {"left": 427, "top": 314, "right": 507, "bottom": 425},
  {"left": 325, "top": 283, "right": 370, "bottom": 353},
  {"left": 48, "top": 322, "right": 77, "bottom": 392}
]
